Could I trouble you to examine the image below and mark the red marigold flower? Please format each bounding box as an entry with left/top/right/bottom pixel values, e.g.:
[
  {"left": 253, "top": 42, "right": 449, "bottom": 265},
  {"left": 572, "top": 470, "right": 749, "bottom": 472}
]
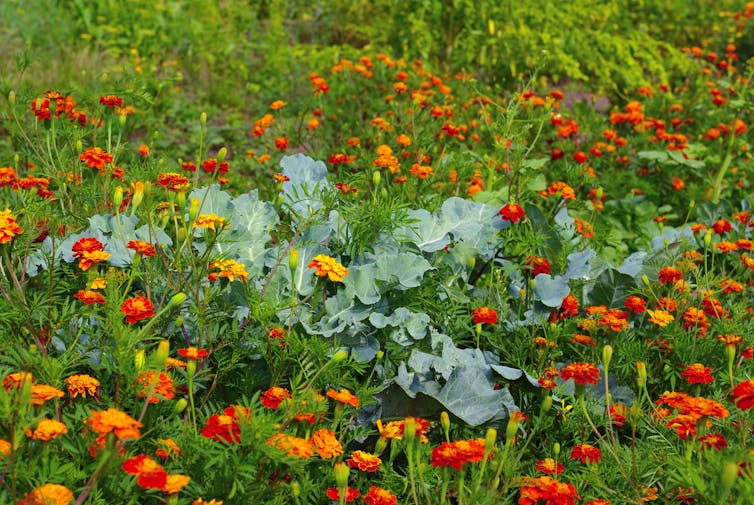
[
  {"left": 560, "top": 362, "right": 600, "bottom": 386},
  {"left": 658, "top": 266, "right": 682, "bottom": 284},
  {"left": 431, "top": 438, "right": 489, "bottom": 470},
  {"left": 127, "top": 240, "right": 157, "bottom": 257},
  {"left": 733, "top": 379, "right": 754, "bottom": 410},
  {"left": 682, "top": 307, "right": 709, "bottom": 335},
  {"left": 698, "top": 433, "right": 727, "bottom": 451},
  {"left": 569, "top": 443, "right": 602, "bottom": 464},
  {"left": 666, "top": 414, "right": 697, "bottom": 440},
  {"left": 472, "top": 306, "right": 498, "bottom": 324},
  {"left": 80, "top": 147, "right": 113, "bottom": 170},
  {"left": 584, "top": 500, "right": 612, "bottom": 505},
  {"left": 571, "top": 334, "right": 596, "bottom": 347},
  {"left": 500, "top": 203, "right": 526, "bottom": 223},
  {"left": 122, "top": 454, "right": 168, "bottom": 489},
  {"left": 74, "top": 290, "right": 105, "bottom": 305},
  {"left": 326, "top": 388, "right": 359, "bottom": 407},
  {"left": 712, "top": 219, "right": 732, "bottom": 235},
  {"left": 680, "top": 363, "right": 713, "bottom": 385},
  {"left": 274, "top": 136, "right": 289, "bottom": 150},
  {"left": 177, "top": 347, "right": 209, "bottom": 361},
  {"left": 526, "top": 256, "right": 551, "bottom": 276},
  {"left": 518, "top": 475, "right": 580, "bottom": 505},
  {"left": 325, "top": 487, "right": 360, "bottom": 502},
  {"left": 609, "top": 403, "right": 627, "bottom": 426},
  {"left": 99, "top": 95, "right": 123, "bottom": 108},
  {"left": 260, "top": 386, "right": 292, "bottom": 409},
  {"left": 201, "top": 405, "right": 250, "bottom": 444},
  {"left": 535, "top": 458, "right": 564, "bottom": 475},
  {"left": 347, "top": 450, "right": 381, "bottom": 472},
  {"left": 72, "top": 237, "right": 104, "bottom": 256},
  {"left": 362, "top": 486, "right": 397, "bottom": 505},
  {"left": 624, "top": 295, "right": 646, "bottom": 314},
  {"left": 155, "top": 438, "right": 182, "bottom": 459},
  {"left": 120, "top": 296, "right": 155, "bottom": 324},
  {"left": 573, "top": 151, "right": 589, "bottom": 163},
  {"left": 155, "top": 172, "right": 190, "bottom": 192}
]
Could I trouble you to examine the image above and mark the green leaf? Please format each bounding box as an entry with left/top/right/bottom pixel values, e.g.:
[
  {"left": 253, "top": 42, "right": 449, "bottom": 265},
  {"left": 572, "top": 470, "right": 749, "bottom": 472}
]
[{"left": 585, "top": 268, "right": 636, "bottom": 308}]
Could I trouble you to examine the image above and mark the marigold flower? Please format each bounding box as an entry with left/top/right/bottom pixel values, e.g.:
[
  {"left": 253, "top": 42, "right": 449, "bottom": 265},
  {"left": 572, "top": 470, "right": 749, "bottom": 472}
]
[
  {"left": 584, "top": 500, "right": 612, "bottom": 505},
  {"left": 560, "top": 362, "right": 600, "bottom": 386},
  {"left": 347, "top": 450, "right": 381, "bottom": 472},
  {"left": 194, "top": 213, "right": 229, "bottom": 231},
  {"left": 658, "top": 266, "right": 682, "bottom": 284},
  {"left": 274, "top": 136, "right": 289, "bottom": 150},
  {"left": 0, "top": 209, "right": 23, "bottom": 244},
  {"left": 569, "top": 443, "right": 602, "bottom": 464},
  {"left": 192, "top": 500, "right": 224, "bottom": 505},
  {"left": 136, "top": 370, "right": 175, "bottom": 403},
  {"left": 266, "top": 433, "right": 314, "bottom": 459},
  {"left": 571, "top": 334, "right": 596, "bottom": 347},
  {"left": 122, "top": 454, "right": 168, "bottom": 489},
  {"left": 3, "top": 372, "right": 34, "bottom": 390},
  {"left": 162, "top": 474, "right": 191, "bottom": 494},
  {"left": 471, "top": 306, "right": 497, "bottom": 325},
  {"left": 624, "top": 295, "right": 646, "bottom": 314},
  {"left": 127, "top": 240, "right": 157, "bottom": 257},
  {"left": 698, "top": 433, "right": 727, "bottom": 450},
  {"left": 177, "top": 347, "right": 209, "bottom": 361},
  {"left": 308, "top": 254, "right": 348, "bottom": 282},
  {"left": 0, "top": 439, "right": 10, "bottom": 456},
  {"left": 200, "top": 405, "right": 250, "bottom": 444},
  {"left": 712, "top": 219, "right": 732, "bottom": 235},
  {"left": 260, "top": 386, "right": 292, "bottom": 409},
  {"left": 73, "top": 290, "right": 106, "bottom": 305},
  {"left": 431, "top": 438, "right": 489, "bottom": 470},
  {"left": 362, "top": 486, "right": 397, "bottom": 505},
  {"left": 155, "top": 438, "right": 182, "bottom": 459},
  {"left": 409, "top": 163, "right": 433, "bottom": 179},
  {"left": 28, "top": 418, "right": 68, "bottom": 441},
  {"left": 535, "top": 458, "right": 564, "bottom": 475},
  {"left": 733, "top": 379, "right": 754, "bottom": 410},
  {"left": 526, "top": 256, "right": 551, "bottom": 276},
  {"left": 99, "top": 95, "right": 124, "bottom": 108},
  {"left": 500, "top": 203, "right": 526, "bottom": 223},
  {"left": 88, "top": 408, "right": 142, "bottom": 440},
  {"left": 666, "top": 414, "right": 697, "bottom": 439},
  {"left": 609, "top": 403, "right": 627, "bottom": 426},
  {"left": 326, "top": 388, "right": 359, "bottom": 407},
  {"left": 717, "top": 334, "right": 743, "bottom": 346},
  {"left": 155, "top": 172, "right": 190, "bottom": 192},
  {"left": 76, "top": 249, "right": 112, "bottom": 271},
  {"left": 646, "top": 309, "right": 674, "bottom": 327},
  {"left": 16, "top": 483, "right": 74, "bottom": 505},
  {"left": 311, "top": 428, "right": 343, "bottom": 458},
  {"left": 680, "top": 363, "right": 713, "bottom": 384},
  {"left": 518, "top": 476, "right": 579, "bottom": 505},
  {"left": 72, "top": 237, "right": 104, "bottom": 255},
  {"left": 80, "top": 147, "right": 113, "bottom": 170},
  {"left": 208, "top": 258, "right": 248, "bottom": 282},
  {"left": 682, "top": 307, "right": 709, "bottom": 335},
  {"left": 120, "top": 296, "right": 155, "bottom": 324},
  {"left": 326, "top": 487, "right": 360, "bottom": 502},
  {"left": 269, "top": 100, "right": 286, "bottom": 110},
  {"left": 30, "top": 384, "right": 64, "bottom": 405}
]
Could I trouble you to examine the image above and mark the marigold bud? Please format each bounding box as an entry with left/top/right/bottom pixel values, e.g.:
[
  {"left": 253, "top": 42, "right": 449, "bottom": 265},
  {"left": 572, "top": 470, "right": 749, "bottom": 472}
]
[
  {"left": 8, "top": 91, "right": 15, "bottom": 106},
  {"left": 169, "top": 292, "right": 187, "bottom": 308},
  {"left": 485, "top": 428, "right": 497, "bottom": 451},
  {"left": 175, "top": 316, "right": 184, "bottom": 327},
  {"left": 187, "top": 359, "right": 196, "bottom": 377},
  {"left": 636, "top": 361, "right": 647, "bottom": 386},
  {"left": 291, "top": 481, "right": 301, "bottom": 498},
  {"left": 334, "top": 461, "right": 349, "bottom": 488},
  {"left": 188, "top": 198, "right": 200, "bottom": 222},
  {"left": 488, "top": 20, "right": 495, "bottom": 36},
  {"left": 113, "top": 186, "right": 124, "bottom": 209},
  {"left": 720, "top": 461, "right": 738, "bottom": 498},
  {"left": 174, "top": 398, "right": 188, "bottom": 414},
  {"left": 505, "top": 414, "right": 520, "bottom": 442},
  {"left": 553, "top": 442, "right": 561, "bottom": 458},
  {"left": 602, "top": 345, "right": 613, "bottom": 368},
  {"left": 155, "top": 339, "right": 170, "bottom": 366},
  {"left": 331, "top": 349, "right": 348, "bottom": 363},
  {"left": 289, "top": 248, "right": 299, "bottom": 271},
  {"left": 217, "top": 147, "right": 227, "bottom": 163},
  {"left": 135, "top": 349, "right": 146, "bottom": 370},
  {"left": 403, "top": 417, "right": 416, "bottom": 445},
  {"left": 440, "top": 411, "right": 450, "bottom": 435},
  {"left": 176, "top": 190, "right": 186, "bottom": 210},
  {"left": 540, "top": 395, "right": 553, "bottom": 415},
  {"left": 641, "top": 274, "right": 651, "bottom": 288},
  {"left": 76, "top": 140, "right": 83, "bottom": 153},
  {"left": 373, "top": 170, "right": 381, "bottom": 186},
  {"left": 704, "top": 229, "right": 712, "bottom": 247},
  {"left": 200, "top": 112, "right": 207, "bottom": 125},
  {"left": 374, "top": 436, "right": 388, "bottom": 456}
]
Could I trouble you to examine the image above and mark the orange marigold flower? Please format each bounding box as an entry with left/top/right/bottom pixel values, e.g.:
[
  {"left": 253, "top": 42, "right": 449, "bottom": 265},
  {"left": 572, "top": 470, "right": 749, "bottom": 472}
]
[
  {"left": 698, "top": 433, "right": 727, "bottom": 450},
  {"left": 155, "top": 438, "right": 182, "bottom": 459},
  {"left": 584, "top": 500, "right": 612, "bottom": 505},
  {"left": 646, "top": 309, "right": 674, "bottom": 327},
  {"left": 733, "top": 379, "right": 754, "bottom": 410},
  {"left": 65, "top": 374, "right": 99, "bottom": 398},
  {"left": 598, "top": 309, "right": 629, "bottom": 332},
  {"left": 73, "top": 290, "right": 106, "bottom": 305},
  {"left": 120, "top": 296, "right": 155, "bottom": 324},
  {"left": 571, "top": 334, "right": 596, "bottom": 347},
  {"left": 28, "top": 418, "right": 68, "bottom": 441},
  {"left": 326, "top": 388, "right": 359, "bottom": 407},
  {"left": 712, "top": 219, "right": 732, "bottom": 235},
  {"left": 308, "top": 254, "right": 348, "bottom": 282},
  {"left": 666, "top": 414, "right": 697, "bottom": 440},
  {"left": 161, "top": 474, "right": 191, "bottom": 494},
  {"left": 122, "top": 454, "right": 168, "bottom": 489},
  {"left": 127, "top": 240, "right": 157, "bottom": 257},
  {"left": 269, "top": 100, "right": 286, "bottom": 110},
  {"left": 16, "top": 483, "right": 74, "bottom": 505},
  {"left": 260, "top": 386, "right": 292, "bottom": 409},
  {"left": 266, "top": 433, "right": 314, "bottom": 459},
  {"left": 0, "top": 209, "right": 23, "bottom": 244},
  {"left": 76, "top": 249, "right": 112, "bottom": 271},
  {"left": 472, "top": 306, "right": 498, "bottom": 324},
  {"left": 274, "top": 136, "right": 289, "bottom": 150},
  {"left": 208, "top": 258, "right": 248, "bottom": 282},
  {"left": 326, "top": 487, "right": 360, "bottom": 502},
  {"left": 518, "top": 476, "right": 580, "bottom": 505},
  {"left": 155, "top": 172, "right": 190, "bottom": 192},
  {"left": 177, "top": 347, "right": 209, "bottom": 361},
  {"left": 431, "top": 438, "right": 489, "bottom": 470},
  {"left": 573, "top": 217, "right": 594, "bottom": 238},
  {"left": 71, "top": 237, "right": 104, "bottom": 255},
  {"left": 200, "top": 406, "right": 251, "bottom": 444},
  {"left": 3, "top": 372, "right": 34, "bottom": 390},
  {"left": 717, "top": 334, "right": 743, "bottom": 346},
  {"left": 624, "top": 295, "right": 646, "bottom": 313},
  {"left": 500, "top": 203, "right": 525, "bottom": 223},
  {"left": 569, "top": 443, "right": 602, "bottom": 464},
  {"left": 311, "top": 428, "right": 343, "bottom": 459},
  {"left": 0, "top": 439, "right": 11, "bottom": 456},
  {"left": 347, "top": 450, "right": 381, "bottom": 472},
  {"left": 560, "top": 362, "right": 600, "bottom": 386},
  {"left": 409, "top": 163, "right": 433, "bottom": 179},
  {"left": 526, "top": 256, "right": 551, "bottom": 276},
  {"left": 362, "top": 486, "right": 397, "bottom": 505},
  {"left": 30, "top": 384, "right": 64, "bottom": 405},
  {"left": 658, "top": 266, "right": 682, "bottom": 284},
  {"left": 135, "top": 370, "right": 175, "bottom": 404},
  {"left": 80, "top": 147, "right": 113, "bottom": 170},
  {"left": 88, "top": 408, "right": 142, "bottom": 440},
  {"left": 680, "top": 363, "right": 713, "bottom": 384},
  {"left": 535, "top": 458, "right": 564, "bottom": 475}
]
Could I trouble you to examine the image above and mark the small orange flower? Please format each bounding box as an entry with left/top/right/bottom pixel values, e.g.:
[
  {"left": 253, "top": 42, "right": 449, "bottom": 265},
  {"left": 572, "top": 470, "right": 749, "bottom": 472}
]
[
  {"left": 177, "top": 347, "right": 209, "bottom": 361},
  {"left": 0, "top": 209, "right": 23, "bottom": 244},
  {"left": 135, "top": 370, "right": 175, "bottom": 403},
  {"left": 347, "top": 450, "right": 381, "bottom": 472},
  {"left": 431, "top": 438, "right": 489, "bottom": 470},
  {"left": 193, "top": 213, "right": 229, "bottom": 231},
  {"left": 155, "top": 172, "right": 190, "bottom": 192},
  {"left": 311, "top": 428, "right": 343, "bottom": 458},
  {"left": 308, "top": 254, "right": 348, "bottom": 282},
  {"left": 88, "top": 408, "right": 142, "bottom": 440},
  {"left": 260, "top": 386, "right": 292, "bottom": 409},
  {"left": 535, "top": 458, "right": 564, "bottom": 475},
  {"left": 266, "top": 433, "right": 314, "bottom": 459},
  {"left": 733, "top": 379, "right": 754, "bottom": 410},
  {"left": 658, "top": 266, "right": 682, "bottom": 284},
  {"left": 570, "top": 443, "right": 602, "bottom": 464},
  {"left": 121, "top": 296, "right": 155, "bottom": 324},
  {"left": 269, "top": 100, "right": 286, "bottom": 110},
  {"left": 30, "top": 384, "right": 64, "bottom": 405},
  {"left": 646, "top": 309, "right": 674, "bottom": 327},
  {"left": 3, "top": 372, "right": 34, "bottom": 390},
  {"left": 326, "top": 388, "right": 359, "bottom": 407},
  {"left": 155, "top": 438, "right": 182, "bottom": 459},
  {"left": 325, "top": 487, "right": 360, "bottom": 502},
  {"left": 499, "top": 203, "right": 525, "bottom": 223},
  {"left": 161, "top": 474, "right": 191, "bottom": 494},
  {"left": 127, "top": 240, "right": 157, "bottom": 257},
  {"left": 122, "top": 454, "right": 168, "bottom": 489},
  {"left": 73, "top": 290, "right": 106, "bottom": 305},
  {"left": 28, "top": 418, "right": 68, "bottom": 441},
  {"left": 80, "top": 147, "right": 113, "bottom": 170},
  {"left": 362, "top": 486, "right": 397, "bottom": 505},
  {"left": 274, "top": 136, "right": 289, "bottom": 150},
  {"left": 16, "top": 483, "right": 74, "bottom": 505},
  {"left": 560, "top": 362, "right": 600, "bottom": 385}
]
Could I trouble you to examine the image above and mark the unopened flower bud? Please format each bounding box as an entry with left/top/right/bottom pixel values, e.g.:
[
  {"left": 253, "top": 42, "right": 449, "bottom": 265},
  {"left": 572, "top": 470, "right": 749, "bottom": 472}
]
[
  {"left": 187, "top": 359, "right": 196, "bottom": 377},
  {"left": 200, "top": 112, "right": 207, "bottom": 125},
  {"left": 113, "top": 186, "right": 124, "bottom": 209},
  {"left": 155, "top": 339, "right": 170, "bottom": 366},
  {"left": 374, "top": 436, "right": 388, "bottom": 456},
  {"left": 291, "top": 481, "right": 300, "bottom": 498},
  {"left": 440, "top": 411, "right": 450, "bottom": 435},
  {"left": 334, "top": 461, "right": 349, "bottom": 488},
  {"left": 467, "top": 256, "right": 476, "bottom": 269},
  {"left": 704, "top": 229, "right": 712, "bottom": 248},
  {"left": 134, "top": 349, "right": 146, "bottom": 370},
  {"left": 602, "top": 345, "right": 613, "bottom": 368},
  {"left": 636, "top": 361, "right": 647, "bottom": 386},
  {"left": 372, "top": 170, "right": 381, "bottom": 186},
  {"left": 176, "top": 190, "right": 187, "bottom": 210},
  {"left": 188, "top": 198, "right": 200, "bottom": 222},
  {"left": 289, "top": 248, "right": 299, "bottom": 271},
  {"left": 641, "top": 274, "right": 651, "bottom": 288},
  {"left": 169, "top": 292, "right": 187, "bottom": 307},
  {"left": 331, "top": 349, "right": 348, "bottom": 363},
  {"left": 403, "top": 417, "right": 416, "bottom": 445},
  {"left": 720, "top": 461, "right": 738, "bottom": 497},
  {"left": 8, "top": 91, "right": 15, "bottom": 106},
  {"left": 540, "top": 395, "right": 553, "bottom": 415},
  {"left": 119, "top": 112, "right": 127, "bottom": 126},
  {"left": 175, "top": 316, "right": 184, "bottom": 327},
  {"left": 488, "top": 20, "right": 495, "bottom": 36},
  {"left": 375, "top": 350, "right": 384, "bottom": 361},
  {"left": 174, "top": 398, "right": 188, "bottom": 414},
  {"left": 217, "top": 147, "right": 227, "bottom": 163},
  {"left": 76, "top": 140, "right": 83, "bottom": 153},
  {"left": 485, "top": 428, "right": 497, "bottom": 451},
  {"left": 553, "top": 442, "right": 561, "bottom": 458}
]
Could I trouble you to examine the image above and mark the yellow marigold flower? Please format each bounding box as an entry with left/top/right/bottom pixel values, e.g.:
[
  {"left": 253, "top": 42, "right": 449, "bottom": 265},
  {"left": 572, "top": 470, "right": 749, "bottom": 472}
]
[
  {"left": 193, "top": 499, "right": 224, "bottom": 505},
  {"left": 209, "top": 259, "right": 248, "bottom": 282},
  {"left": 308, "top": 254, "right": 348, "bottom": 282},
  {"left": 77, "top": 249, "right": 112, "bottom": 271},
  {"left": 0, "top": 209, "right": 23, "bottom": 244},
  {"left": 311, "top": 428, "right": 343, "bottom": 459},
  {"left": 16, "top": 483, "right": 73, "bottom": 505},
  {"left": 194, "top": 213, "right": 229, "bottom": 231},
  {"left": 646, "top": 309, "right": 675, "bottom": 327},
  {"left": 90, "top": 277, "right": 107, "bottom": 290},
  {"left": 65, "top": 374, "right": 100, "bottom": 398},
  {"left": 30, "top": 384, "right": 64, "bottom": 405},
  {"left": 28, "top": 418, "right": 68, "bottom": 441},
  {"left": 162, "top": 474, "right": 191, "bottom": 494}
]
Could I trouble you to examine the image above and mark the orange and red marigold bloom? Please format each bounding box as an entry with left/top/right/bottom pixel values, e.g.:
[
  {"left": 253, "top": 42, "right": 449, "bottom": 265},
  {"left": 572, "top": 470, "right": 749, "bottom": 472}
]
[
  {"left": 347, "top": 450, "right": 381, "bottom": 472},
  {"left": 326, "top": 487, "right": 360, "bottom": 502},
  {"left": 680, "top": 363, "right": 713, "bottom": 385},
  {"left": 16, "top": 483, "right": 74, "bottom": 505},
  {"left": 430, "top": 438, "right": 489, "bottom": 470},
  {"left": 560, "top": 362, "right": 600, "bottom": 386},
  {"left": 80, "top": 147, "right": 113, "bottom": 170},
  {"left": 73, "top": 290, "right": 106, "bottom": 305},
  {"left": 120, "top": 296, "right": 155, "bottom": 324},
  {"left": 500, "top": 203, "right": 526, "bottom": 223},
  {"left": 65, "top": 374, "right": 100, "bottom": 398},
  {"left": 362, "top": 486, "right": 397, "bottom": 505},
  {"left": 127, "top": 240, "right": 157, "bottom": 257},
  {"left": 472, "top": 306, "right": 498, "bottom": 324},
  {"left": 308, "top": 254, "right": 349, "bottom": 282},
  {"left": 570, "top": 443, "right": 602, "bottom": 464},
  {"left": 260, "top": 386, "right": 292, "bottom": 409},
  {"left": 122, "top": 454, "right": 168, "bottom": 490},
  {"left": 311, "top": 428, "right": 343, "bottom": 459},
  {"left": 518, "top": 476, "right": 580, "bottom": 505},
  {"left": 177, "top": 347, "right": 209, "bottom": 361},
  {"left": 200, "top": 405, "right": 251, "bottom": 444},
  {"left": 135, "top": 370, "right": 175, "bottom": 403},
  {"left": 88, "top": 408, "right": 142, "bottom": 440},
  {"left": 326, "top": 388, "right": 359, "bottom": 407},
  {"left": 0, "top": 209, "right": 23, "bottom": 244},
  {"left": 733, "top": 379, "right": 754, "bottom": 410}
]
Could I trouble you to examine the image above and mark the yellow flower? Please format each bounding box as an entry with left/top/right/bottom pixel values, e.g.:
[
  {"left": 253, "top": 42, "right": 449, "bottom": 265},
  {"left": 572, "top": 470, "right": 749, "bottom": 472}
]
[
  {"left": 193, "top": 213, "right": 229, "bottom": 231},
  {"left": 0, "top": 209, "right": 23, "bottom": 244},
  {"left": 307, "top": 254, "right": 348, "bottom": 282},
  {"left": 28, "top": 418, "right": 68, "bottom": 441},
  {"left": 646, "top": 309, "right": 675, "bottom": 327}
]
